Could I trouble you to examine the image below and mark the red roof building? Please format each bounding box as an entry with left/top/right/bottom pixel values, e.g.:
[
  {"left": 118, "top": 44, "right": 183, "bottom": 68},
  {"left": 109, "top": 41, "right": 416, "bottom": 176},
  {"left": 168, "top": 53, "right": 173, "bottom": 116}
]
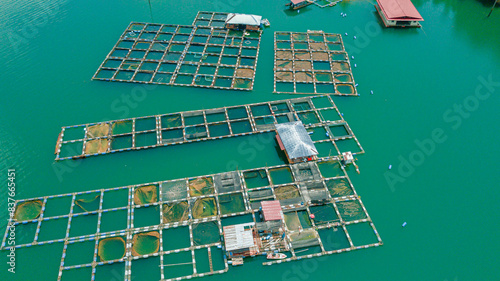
[
  {"left": 375, "top": 0, "right": 423, "bottom": 27},
  {"left": 260, "top": 200, "right": 283, "bottom": 221}
]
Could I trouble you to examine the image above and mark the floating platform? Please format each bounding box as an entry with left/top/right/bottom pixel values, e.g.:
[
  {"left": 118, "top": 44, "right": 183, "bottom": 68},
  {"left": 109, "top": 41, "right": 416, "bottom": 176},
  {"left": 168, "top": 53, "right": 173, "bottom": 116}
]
[
  {"left": 2, "top": 160, "right": 381, "bottom": 281},
  {"left": 92, "top": 19, "right": 262, "bottom": 91},
  {"left": 54, "top": 95, "right": 364, "bottom": 161},
  {"left": 273, "top": 31, "right": 358, "bottom": 95}
]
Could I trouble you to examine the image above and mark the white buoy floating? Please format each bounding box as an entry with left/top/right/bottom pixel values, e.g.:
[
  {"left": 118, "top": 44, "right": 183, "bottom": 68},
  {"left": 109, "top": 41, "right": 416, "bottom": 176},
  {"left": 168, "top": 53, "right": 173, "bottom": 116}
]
[
  {"left": 351, "top": 55, "right": 354, "bottom": 59},
  {"left": 345, "top": 32, "right": 348, "bottom": 36},
  {"left": 388, "top": 164, "right": 392, "bottom": 170},
  {"left": 370, "top": 90, "right": 374, "bottom": 95},
  {"left": 354, "top": 64, "right": 357, "bottom": 68},
  {"left": 354, "top": 36, "right": 357, "bottom": 39},
  {"left": 402, "top": 222, "right": 407, "bottom": 227}
]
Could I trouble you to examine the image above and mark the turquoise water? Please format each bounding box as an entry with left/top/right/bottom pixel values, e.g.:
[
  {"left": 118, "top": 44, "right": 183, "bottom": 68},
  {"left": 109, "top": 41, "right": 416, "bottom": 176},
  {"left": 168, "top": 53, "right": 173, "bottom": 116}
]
[{"left": 1, "top": 0, "right": 500, "bottom": 280}]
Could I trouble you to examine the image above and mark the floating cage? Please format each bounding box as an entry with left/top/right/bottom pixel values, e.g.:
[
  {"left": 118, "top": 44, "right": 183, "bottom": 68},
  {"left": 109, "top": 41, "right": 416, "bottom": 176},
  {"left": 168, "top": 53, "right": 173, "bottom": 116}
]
[
  {"left": 13, "top": 199, "right": 42, "bottom": 221},
  {"left": 93, "top": 20, "right": 262, "bottom": 91},
  {"left": 134, "top": 185, "right": 158, "bottom": 205},
  {"left": 191, "top": 197, "right": 217, "bottom": 219},
  {"left": 192, "top": 221, "right": 220, "bottom": 246},
  {"left": 326, "top": 178, "right": 354, "bottom": 198},
  {"left": 274, "top": 31, "right": 358, "bottom": 95},
  {"left": 98, "top": 237, "right": 126, "bottom": 261},
  {"left": 162, "top": 201, "right": 189, "bottom": 223},
  {"left": 132, "top": 231, "right": 160, "bottom": 256},
  {"left": 189, "top": 177, "right": 214, "bottom": 197},
  {"left": 74, "top": 193, "right": 100, "bottom": 213}
]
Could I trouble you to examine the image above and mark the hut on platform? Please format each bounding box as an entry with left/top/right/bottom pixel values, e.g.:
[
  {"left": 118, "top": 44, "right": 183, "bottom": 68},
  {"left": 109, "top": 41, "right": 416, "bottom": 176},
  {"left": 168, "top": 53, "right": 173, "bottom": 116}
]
[
  {"left": 225, "top": 13, "right": 262, "bottom": 30},
  {"left": 275, "top": 121, "right": 318, "bottom": 164},
  {"left": 375, "top": 0, "right": 423, "bottom": 27}
]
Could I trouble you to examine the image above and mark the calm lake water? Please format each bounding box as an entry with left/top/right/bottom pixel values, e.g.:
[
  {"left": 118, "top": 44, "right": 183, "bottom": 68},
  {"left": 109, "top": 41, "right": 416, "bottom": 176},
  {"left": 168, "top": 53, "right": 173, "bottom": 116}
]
[{"left": 1, "top": 0, "right": 499, "bottom": 280}]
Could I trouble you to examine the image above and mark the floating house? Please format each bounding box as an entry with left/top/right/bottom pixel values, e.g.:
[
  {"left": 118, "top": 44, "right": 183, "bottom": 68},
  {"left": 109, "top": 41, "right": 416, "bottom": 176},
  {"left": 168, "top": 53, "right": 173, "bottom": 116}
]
[
  {"left": 286, "top": 0, "right": 313, "bottom": 10},
  {"left": 223, "top": 222, "right": 260, "bottom": 260},
  {"left": 225, "top": 13, "right": 262, "bottom": 30},
  {"left": 275, "top": 121, "right": 318, "bottom": 164},
  {"left": 375, "top": 0, "right": 423, "bottom": 27}
]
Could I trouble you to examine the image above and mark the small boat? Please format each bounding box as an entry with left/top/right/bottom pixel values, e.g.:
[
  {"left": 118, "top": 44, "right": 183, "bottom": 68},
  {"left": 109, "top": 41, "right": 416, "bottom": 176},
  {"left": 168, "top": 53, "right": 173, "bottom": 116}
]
[{"left": 267, "top": 253, "right": 286, "bottom": 260}]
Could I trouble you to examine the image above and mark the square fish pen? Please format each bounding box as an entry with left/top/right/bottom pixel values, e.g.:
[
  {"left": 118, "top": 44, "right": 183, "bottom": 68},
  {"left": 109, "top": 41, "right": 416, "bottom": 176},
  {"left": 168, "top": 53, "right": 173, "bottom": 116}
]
[
  {"left": 192, "top": 11, "right": 230, "bottom": 28},
  {"left": 54, "top": 95, "right": 363, "bottom": 161},
  {"left": 93, "top": 21, "right": 262, "bottom": 91},
  {"left": 274, "top": 31, "right": 358, "bottom": 95},
  {"left": 2, "top": 160, "right": 381, "bottom": 281}
]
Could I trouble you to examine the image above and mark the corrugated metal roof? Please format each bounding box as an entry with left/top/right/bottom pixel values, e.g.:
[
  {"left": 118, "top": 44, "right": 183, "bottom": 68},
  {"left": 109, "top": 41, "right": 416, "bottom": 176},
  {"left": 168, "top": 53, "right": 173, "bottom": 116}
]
[
  {"left": 376, "top": 0, "right": 423, "bottom": 21},
  {"left": 261, "top": 200, "right": 283, "bottom": 221},
  {"left": 223, "top": 222, "right": 256, "bottom": 251},
  {"left": 275, "top": 121, "right": 318, "bottom": 160},
  {"left": 225, "top": 13, "right": 262, "bottom": 26},
  {"left": 291, "top": 0, "right": 307, "bottom": 4}
]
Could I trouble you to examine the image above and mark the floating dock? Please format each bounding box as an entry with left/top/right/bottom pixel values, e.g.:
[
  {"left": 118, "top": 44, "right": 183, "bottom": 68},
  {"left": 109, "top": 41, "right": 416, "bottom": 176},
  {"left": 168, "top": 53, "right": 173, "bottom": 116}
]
[
  {"left": 92, "top": 18, "right": 262, "bottom": 91},
  {"left": 273, "top": 31, "right": 358, "bottom": 95},
  {"left": 2, "top": 160, "right": 381, "bottom": 281},
  {"left": 54, "top": 95, "right": 364, "bottom": 160}
]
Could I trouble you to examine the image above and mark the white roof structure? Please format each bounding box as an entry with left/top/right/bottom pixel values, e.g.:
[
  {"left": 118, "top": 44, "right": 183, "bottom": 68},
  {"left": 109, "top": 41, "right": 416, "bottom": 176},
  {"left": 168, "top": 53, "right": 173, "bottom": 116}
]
[
  {"left": 225, "top": 13, "right": 262, "bottom": 26},
  {"left": 275, "top": 121, "right": 318, "bottom": 159},
  {"left": 223, "top": 222, "right": 256, "bottom": 251}
]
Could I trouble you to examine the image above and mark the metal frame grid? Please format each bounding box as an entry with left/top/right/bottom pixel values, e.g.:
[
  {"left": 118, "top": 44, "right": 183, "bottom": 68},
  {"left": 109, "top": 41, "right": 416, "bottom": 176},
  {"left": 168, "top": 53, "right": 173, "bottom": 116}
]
[
  {"left": 54, "top": 95, "right": 364, "bottom": 161},
  {"left": 273, "top": 30, "right": 358, "bottom": 96},
  {"left": 2, "top": 160, "right": 381, "bottom": 281},
  {"left": 92, "top": 21, "right": 262, "bottom": 91}
]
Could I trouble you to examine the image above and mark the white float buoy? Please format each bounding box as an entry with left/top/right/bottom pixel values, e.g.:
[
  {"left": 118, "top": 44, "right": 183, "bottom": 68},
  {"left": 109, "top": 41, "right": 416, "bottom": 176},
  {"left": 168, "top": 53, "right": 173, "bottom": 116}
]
[
  {"left": 370, "top": 90, "right": 374, "bottom": 95},
  {"left": 355, "top": 83, "right": 358, "bottom": 87},
  {"left": 402, "top": 222, "right": 407, "bottom": 227},
  {"left": 345, "top": 32, "right": 348, "bottom": 36},
  {"left": 354, "top": 64, "right": 357, "bottom": 68},
  {"left": 354, "top": 36, "right": 357, "bottom": 39},
  {"left": 388, "top": 164, "right": 392, "bottom": 169},
  {"left": 351, "top": 55, "right": 354, "bottom": 59}
]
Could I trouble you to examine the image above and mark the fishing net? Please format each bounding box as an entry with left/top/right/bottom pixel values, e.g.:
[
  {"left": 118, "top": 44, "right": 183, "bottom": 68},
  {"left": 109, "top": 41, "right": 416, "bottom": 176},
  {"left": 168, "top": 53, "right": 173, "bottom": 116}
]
[
  {"left": 161, "top": 180, "right": 187, "bottom": 201},
  {"left": 274, "top": 185, "right": 300, "bottom": 200},
  {"left": 235, "top": 68, "right": 254, "bottom": 78},
  {"left": 162, "top": 201, "right": 189, "bottom": 223},
  {"left": 134, "top": 185, "right": 158, "bottom": 205},
  {"left": 326, "top": 178, "right": 353, "bottom": 197},
  {"left": 132, "top": 231, "right": 160, "bottom": 256},
  {"left": 74, "top": 194, "right": 100, "bottom": 212},
  {"left": 87, "top": 123, "right": 110, "bottom": 138},
  {"left": 311, "top": 52, "right": 329, "bottom": 60},
  {"left": 294, "top": 51, "right": 310, "bottom": 60},
  {"left": 218, "top": 193, "right": 245, "bottom": 215},
  {"left": 276, "top": 71, "right": 293, "bottom": 81},
  {"left": 84, "top": 139, "right": 109, "bottom": 154},
  {"left": 309, "top": 42, "right": 326, "bottom": 50},
  {"left": 189, "top": 177, "right": 214, "bottom": 197},
  {"left": 276, "top": 51, "right": 293, "bottom": 60},
  {"left": 192, "top": 197, "right": 217, "bottom": 219},
  {"left": 192, "top": 221, "right": 220, "bottom": 246},
  {"left": 98, "top": 237, "right": 126, "bottom": 261},
  {"left": 14, "top": 200, "right": 42, "bottom": 221},
  {"left": 248, "top": 188, "right": 273, "bottom": 200},
  {"left": 289, "top": 229, "right": 319, "bottom": 249},
  {"left": 276, "top": 60, "right": 293, "bottom": 70},
  {"left": 284, "top": 212, "right": 301, "bottom": 231},
  {"left": 295, "top": 72, "right": 314, "bottom": 82},
  {"left": 331, "top": 62, "right": 350, "bottom": 72},
  {"left": 336, "top": 201, "right": 367, "bottom": 221},
  {"left": 295, "top": 61, "right": 312, "bottom": 70}
]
